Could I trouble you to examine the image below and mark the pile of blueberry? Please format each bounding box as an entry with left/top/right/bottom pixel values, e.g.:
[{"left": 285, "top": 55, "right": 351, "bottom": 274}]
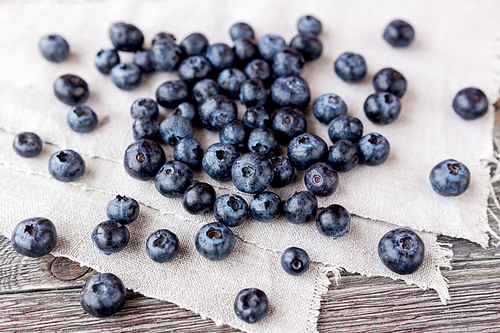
[{"left": 10, "top": 14, "right": 489, "bottom": 323}]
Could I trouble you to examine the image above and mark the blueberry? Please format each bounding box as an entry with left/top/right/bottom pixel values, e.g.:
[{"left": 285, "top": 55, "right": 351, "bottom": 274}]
[
  {"left": 313, "top": 93, "right": 348, "bottom": 124},
  {"left": 287, "top": 133, "right": 327, "bottom": 170},
  {"left": 383, "top": 20, "right": 415, "bottom": 48},
  {"left": 247, "top": 128, "right": 278, "bottom": 157},
  {"left": 159, "top": 115, "right": 194, "bottom": 146},
  {"left": 327, "top": 140, "right": 358, "bottom": 172},
  {"left": 270, "top": 76, "right": 311, "bottom": 110},
  {"left": 272, "top": 47, "right": 305, "bottom": 77},
  {"left": 258, "top": 34, "right": 286, "bottom": 62},
  {"left": 146, "top": 229, "right": 179, "bottom": 263},
  {"left": 178, "top": 56, "right": 212, "bottom": 84},
  {"left": 429, "top": 159, "right": 470, "bottom": 197},
  {"left": 243, "top": 105, "right": 270, "bottom": 129},
  {"left": 192, "top": 79, "right": 220, "bottom": 105},
  {"left": 174, "top": 138, "right": 203, "bottom": 168},
  {"left": 133, "top": 49, "right": 154, "bottom": 73},
  {"left": 156, "top": 80, "right": 190, "bottom": 108},
  {"left": 269, "top": 156, "right": 295, "bottom": 187},
  {"left": 364, "top": 92, "right": 401, "bottom": 125},
  {"left": 123, "top": 139, "right": 166, "bottom": 181},
  {"left": 205, "top": 43, "right": 235, "bottom": 71},
  {"left": 180, "top": 33, "right": 209, "bottom": 57},
  {"left": 220, "top": 120, "right": 247, "bottom": 150},
  {"left": 373, "top": 68, "right": 407, "bottom": 98},
  {"left": 11, "top": 217, "right": 57, "bottom": 257},
  {"left": 297, "top": 15, "right": 322, "bottom": 35},
  {"left": 271, "top": 107, "right": 308, "bottom": 143},
  {"left": 109, "top": 22, "right": 144, "bottom": 52},
  {"left": 234, "top": 288, "right": 269, "bottom": 324},
  {"left": 54, "top": 74, "right": 89, "bottom": 106},
  {"left": 283, "top": 191, "right": 317, "bottom": 224},
  {"left": 378, "top": 228, "right": 424, "bottom": 275},
  {"left": 328, "top": 114, "right": 363, "bottom": 143},
  {"left": 316, "top": 204, "right": 350, "bottom": 237},
  {"left": 91, "top": 220, "right": 130, "bottom": 254},
  {"left": 39, "top": 34, "right": 69, "bottom": 63},
  {"left": 198, "top": 94, "right": 238, "bottom": 131},
  {"left": 249, "top": 191, "right": 281, "bottom": 222},
  {"left": 214, "top": 194, "right": 249, "bottom": 227},
  {"left": 334, "top": 52, "right": 367, "bottom": 83},
  {"left": 173, "top": 102, "right": 197, "bottom": 122},
  {"left": 110, "top": 63, "right": 142, "bottom": 90},
  {"left": 80, "top": 273, "right": 126, "bottom": 318},
  {"left": 239, "top": 79, "right": 268, "bottom": 107},
  {"left": 217, "top": 68, "right": 247, "bottom": 98},
  {"left": 152, "top": 32, "right": 176, "bottom": 45},
  {"left": 231, "top": 153, "right": 274, "bottom": 194},
  {"left": 95, "top": 49, "right": 120, "bottom": 74},
  {"left": 289, "top": 33, "right": 323, "bottom": 61},
  {"left": 357, "top": 133, "right": 391, "bottom": 166},
  {"left": 106, "top": 195, "right": 140, "bottom": 225},
  {"left": 49, "top": 149, "right": 85, "bottom": 182},
  {"left": 131, "top": 98, "right": 159, "bottom": 120},
  {"left": 233, "top": 37, "right": 259, "bottom": 67},
  {"left": 202, "top": 143, "right": 240, "bottom": 181},
  {"left": 182, "top": 182, "right": 216, "bottom": 215},
  {"left": 195, "top": 222, "right": 235, "bottom": 261},
  {"left": 281, "top": 247, "right": 310, "bottom": 276},
  {"left": 155, "top": 161, "right": 193, "bottom": 198},
  {"left": 13, "top": 132, "right": 42, "bottom": 158},
  {"left": 133, "top": 117, "right": 158, "bottom": 140},
  {"left": 67, "top": 105, "right": 98, "bottom": 133},
  {"left": 452, "top": 87, "right": 489, "bottom": 120},
  {"left": 230, "top": 22, "right": 255, "bottom": 41},
  {"left": 149, "top": 40, "right": 183, "bottom": 72},
  {"left": 304, "top": 162, "right": 339, "bottom": 196},
  {"left": 244, "top": 59, "right": 273, "bottom": 84}
]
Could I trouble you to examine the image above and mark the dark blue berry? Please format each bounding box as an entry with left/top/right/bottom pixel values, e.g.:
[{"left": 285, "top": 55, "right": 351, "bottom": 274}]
[
  {"left": 247, "top": 128, "right": 278, "bottom": 157},
  {"left": 230, "top": 23, "right": 255, "bottom": 41},
  {"left": 297, "top": 15, "right": 322, "bottom": 35},
  {"left": 13, "top": 132, "right": 42, "bottom": 158},
  {"left": 173, "top": 102, "right": 197, "bottom": 122},
  {"left": 95, "top": 49, "right": 120, "bottom": 74},
  {"left": 149, "top": 40, "right": 183, "bottom": 72},
  {"left": 217, "top": 68, "right": 247, "bottom": 98},
  {"left": 155, "top": 161, "right": 193, "bottom": 198},
  {"left": 258, "top": 34, "right": 286, "bottom": 62},
  {"left": 49, "top": 149, "right": 85, "bottom": 182},
  {"left": 174, "top": 138, "right": 203, "bottom": 169},
  {"left": 91, "top": 221, "right": 129, "bottom": 254},
  {"left": 39, "top": 34, "right": 69, "bottom": 63},
  {"left": 327, "top": 140, "right": 358, "bottom": 172},
  {"left": 239, "top": 79, "right": 268, "bottom": 107},
  {"left": 178, "top": 56, "right": 212, "bottom": 84},
  {"left": 195, "top": 222, "right": 235, "bottom": 261},
  {"left": 452, "top": 87, "right": 488, "bottom": 120},
  {"left": 54, "top": 74, "right": 89, "bottom": 106},
  {"left": 283, "top": 191, "right": 317, "bottom": 224},
  {"left": 198, "top": 94, "right": 238, "bottom": 131},
  {"left": 205, "top": 43, "right": 235, "bottom": 71},
  {"left": 243, "top": 105, "right": 269, "bottom": 129},
  {"left": 214, "top": 194, "right": 249, "bottom": 227},
  {"left": 67, "top": 105, "right": 98, "bottom": 133},
  {"left": 109, "top": 22, "right": 144, "bottom": 52},
  {"left": 304, "top": 162, "right": 338, "bottom": 196},
  {"left": 373, "top": 68, "right": 407, "bottom": 98},
  {"left": 272, "top": 47, "right": 305, "bottom": 77},
  {"left": 159, "top": 115, "right": 194, "bottom": 146},
  {"left": 234, "top": 288, "right": 269, "bottom": 324},
  {"left": 192, "top": 79, "right": 220, "bottom": 105},
  {"left": 281, "top": 247, "right": 310, "bottom": 276},
  {"left": 364, "top": 92, "right": 401, "bottom": 125},
  {"left": 110, "top": 63, "right": 142, "bottom": 90},
  {"left": 287, "top": 133, "right": 327, "bottom": 170},
  {"left": 131, "top": 98, "right": 159, "bottom": 120},
  {"left": 328, "top": 114, "right": 363, "bottom": 143},
  {"left": 244, "top": 59, "right": 273, "bottom": 85},
  {"left": 202, "top": 143, "right": 240, "bottom": 181},
  {"left": 378, "top": 228, "right": 424, "bottom": 275},
  {"left": 313, "top": 93, "right": 348, "bottom": 124},
  {"left": 270, "top": 76, "right": 311, "bottom": 110},
  {"left": 133, "top": 49, "right": 154, "bottom": 73},
  {"left": 152, "top": 32, "right": 176, "bottom": 45},
  {"left": 11, "top": 217, "right": 57, "bottom": 257},
  {"left": 383, "top": 20, "right": 415, "bottom": 48},
  {"left": 269, "top": 156, "right": 295, "bottom": 188},
  {"left": 106, "top": 195, "right": 140, "bottom": 225},
  {"left": 80, "top": 273, "right": 126, "bottom": 318},
  {"left": 182, "top": 182, "right": 216, "bottom": 215},
  {"left": 316, "top": 204, "right": 350, "bottom": 238},
  {"left": 180, "top": 33, "right": 209, "bottom": 57},
  {"left": 156, "top": 80, "right": 190, "bottom": 108},
  {"left": 289, "top": 33, "right": 323, "bottom": 61},
  {"left": 220, "top": 120, "right": 247, "bottom": 150},
  {"left": 123, "top": 139, "right": 166, "bottom": 181},
  {"left": 271, "top": 107, "right": 307, "bottom": 143},
  {"left": 233, "top": 37, "right": 259, "bottom": 67},
  {"left": 249, "top": 191, "right": 281, "bottom": 222},
  {"left": 429, "top": 159, "right": 470, "bottom": 197},
  {"left": 357, "top": 133, "right": 391, "bottom": 166},
  {"left": 232, "top": 153, "right": 274, "bottom": 194},
  {"left": 146, "top": 229, "right": 179, "bottom": 263},
  {"left": 334, "top": 52, "right": 367, "bottom": 83}
]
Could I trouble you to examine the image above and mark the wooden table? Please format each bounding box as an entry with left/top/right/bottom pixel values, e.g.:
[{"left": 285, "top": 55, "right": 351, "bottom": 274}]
[{"left": 1, "top": 127, "right": 500, "bottom": 333}]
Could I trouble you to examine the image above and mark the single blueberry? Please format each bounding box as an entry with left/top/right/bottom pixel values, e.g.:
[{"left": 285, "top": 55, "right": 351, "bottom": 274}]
[
  {"left": 357, "top": 133, "right": 391, "bottom": 166},
  {"left": 39, "top": 34, "right": 69, "bottom": 63},
  {"left": 156, "top": 80, "right": 190, "bottom": 108},
  {"left": 13, "top": 132, "right": 43, "bottom": 158},
  {"left": 373, "top": 68, "right": 407, "bottom": 98},
  {"left": 173, "top": 102, "right": 197, "bottom": 122},
  {"left": 327, "top": 140, "right": 359, "bottom": 172},
  {"left": 249, "top": 191, "right": 282, "bottom": 222},
  {"left": 152, "top": 32, "right": 176, "bottom": 45},
  {"left": 67, "top": 105, "right": 98, "bottom": 133},
  {"left": 123, "top": 139, "right": 166, "bottom": 181},
  {"left": 328, "top": 114, "right": 363, "bottom": 144},
  {"left": 429, "top": 159, "right": 470, "bottom": 197},
  {"left": 131, "top": 98, "right": 159, "bottom": 120},
  {"left": 258, "top": 34, "right": 286, "bottom": 62},
  {"left": 244, "top": 59, "right": 273, "bottom": 85},
  {"left": 243, "top": 105, "right": 270, "bottom": 129},
  {"left": 281, "top": 247, "right": 310, "bottom": 276},
  {"left": 205, "top": 43, "right": 235, "bottom": 71},
  {"left": 149, "top": 40, "right": 183, "bottom": 72},
  {"left": 452, "top": 87, "right": 489, "bottom": 120},
  {"left": 304, "top": 162, "right": 339, "bottom": 196},
  {"left": 217, "top": 68, "right": 247, "bottom": 98},
  {"left": 214, "top": 194, "right": 249, "bottom": 227},
  {"left": 233, "top": 37, "right": 259, "bottom": 68},
  {"left": 287, "top": 133, "right": 328, "bottom": 170},
  {"left": 334, "top": 52, "right": 367, "bottom": 83},
  {"left": 174, "top": 138, "right": 203, "bottom": 169},
  {"left": 109, "top": 22, "right": 144, "bottom": 51},
  {"left": 289, "top": 33, "right": 323, "bottom": 61},
  {"left": 195, "top": 222, "right": 235, "bottom": 261},
  {"left": 54, "top": 74, "right": 89, "bottom": 106},
  {"left": 202, "top": 143, "right": 240, "bottom": 181},
  {"left": 313, "top": 93, "right": 348, "bottom": 124},
  {"left": 133, "top": 49, "right": 154, "bottom": 73},
  {"left": 198, "top": 94, "right": 238, "bottom": 131},
  {"left": 146, "top": 229, "right": 179, "bottom": 263},
  {"left": 234, "top": 288, "right": 269, "bottom": 324},
  {"left": 231, "top": 153, "right": 274, "bottom": 194},
  {"left": 192, "top": 79, "right": 220, "bottom": 105},
  {"left": 247, "top": 128, "right": 278, "bottom": 157},
  {"left": 159, "top": 115, "right": 194, "bottom": 146},
  {"left": 316, "top": 204, "right": 350, "bottom": 238},
  {"left": 271, "top": 107, "right": 308, "bottom": 143},
  {"left": 269, "top": 156, "right": 295, "bottom": 188},
  {"left": 297, "top": 15, "right": 322, "bottom": 35},
  {"left": 220, "top": 120, "right": 248, "bottom": 150},
  {"left": 182, "top": 182, "right": 216, "bottom": 215},
  {"left": 110, "top": 63, "right": 142, "bottom": 90},
  {"left": 91, "top": 220, "right": 130, "bottom": 254},
  {"left": 106, "top": 195, "right": 140, "bottom": 225},
  {"left": 178, "top": 56, "right": 212, "bottom": 84},
  {"left": 95, "top": 49, "right": 120, "bottom": 74},
  {"left": 378, "top": 228, "right": 424, "bottom": 275},
  {"left": 155, "top": 161, "right": 193, "bottom": 198},
  {"left": 383, "top": 20, "right": 415, "bottom": 48},
  {"left": 180, "top": 33, "right": 209, "bottom": 56},
  {"left": 272, "top": 47, "right": 305, "bottom": 77},
  {"left": 48, "top": 149, "right": 85, "bottom": 182},
  {"left": 364, "top": 92, "right": 402, "bottom": 125},
  {"left": 80, "top": 273, "right": 126, "bottom": 318},
  {"left": 283, "top": 191, "right": 317, "bottom": 224},
  {"left": 270, "top": 76, "right": 311, "bottom": 110},
  {"left": 133, "top": 115, "right": 159, "bottom": 141},
  {"left": 11, "top": 217, "right": 57, "bottom": 257},
  {"left": 230, "top": 22, "right": 255, "bottom": 41},
  {"left": 239, "top": 79, "right": 268, "bottom": 107}
]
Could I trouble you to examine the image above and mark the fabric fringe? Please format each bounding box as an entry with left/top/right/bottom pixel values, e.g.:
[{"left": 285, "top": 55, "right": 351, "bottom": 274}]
[{"left": 429, "top": 242, "right": 453, "bottom": 305}]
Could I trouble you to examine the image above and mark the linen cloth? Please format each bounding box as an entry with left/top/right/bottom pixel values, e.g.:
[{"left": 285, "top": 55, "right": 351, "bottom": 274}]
[{"left": 0, "top": 0, "right": 498, "bottom": 332}]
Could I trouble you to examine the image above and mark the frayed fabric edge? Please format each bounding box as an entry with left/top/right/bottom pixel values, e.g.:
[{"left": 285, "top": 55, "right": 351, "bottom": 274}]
[{"left": 429, "top": 241, "right": 453, "bottom": 305}]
